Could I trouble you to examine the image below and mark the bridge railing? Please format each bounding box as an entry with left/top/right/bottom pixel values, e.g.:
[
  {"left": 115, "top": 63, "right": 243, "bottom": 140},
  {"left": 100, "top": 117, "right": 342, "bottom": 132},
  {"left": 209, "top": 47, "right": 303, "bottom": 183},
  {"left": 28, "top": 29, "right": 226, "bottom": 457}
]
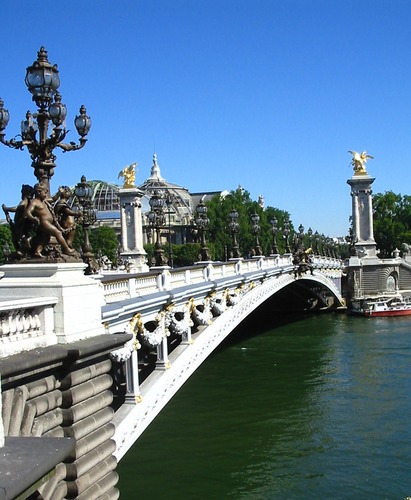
[
  {"left": 0, "top": 296, "right": 58, "bottom": 358},
  {"left": 99, "top": 255, "right": 341, "bottom": 304}
]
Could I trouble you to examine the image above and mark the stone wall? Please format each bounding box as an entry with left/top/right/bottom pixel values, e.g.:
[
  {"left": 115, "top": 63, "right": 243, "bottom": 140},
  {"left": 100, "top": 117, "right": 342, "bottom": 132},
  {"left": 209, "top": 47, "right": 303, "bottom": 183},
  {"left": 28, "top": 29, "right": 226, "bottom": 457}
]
[{"left": 0, "top": 333, "right": 130, "bottom": 499}]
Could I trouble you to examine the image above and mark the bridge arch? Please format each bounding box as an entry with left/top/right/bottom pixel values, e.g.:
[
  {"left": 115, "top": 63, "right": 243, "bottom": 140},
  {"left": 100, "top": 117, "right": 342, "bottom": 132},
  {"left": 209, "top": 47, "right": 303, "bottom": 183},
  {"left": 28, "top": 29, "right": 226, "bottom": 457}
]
[{"left": 112, "top": 267, "right": 344, "bottom": 460}]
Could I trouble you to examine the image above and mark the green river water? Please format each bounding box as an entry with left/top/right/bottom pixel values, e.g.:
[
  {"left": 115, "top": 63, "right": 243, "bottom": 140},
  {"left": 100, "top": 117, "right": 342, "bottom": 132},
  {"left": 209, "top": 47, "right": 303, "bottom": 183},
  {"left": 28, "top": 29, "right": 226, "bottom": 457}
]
[{"left": 118, "top": 313, "right": 411, "bottom": 499}]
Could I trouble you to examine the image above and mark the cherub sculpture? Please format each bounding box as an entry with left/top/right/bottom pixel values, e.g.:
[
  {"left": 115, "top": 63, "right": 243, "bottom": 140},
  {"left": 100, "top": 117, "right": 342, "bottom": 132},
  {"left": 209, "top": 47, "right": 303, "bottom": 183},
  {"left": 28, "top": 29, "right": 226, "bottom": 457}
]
[
  {"left": 54, "top": 186, "right": 79, "bottom": 248},
  {"left": 25, "top": 183, "right": 75, "bottom": 258},
  {"left": 2, "top": 184, "right": 34, "bottom": 257},
  {"left": 118, "top": 162, "right": 137, "bottom": 188},
  {"left": 348, "top": 150, "right": 374, "bottom": 174}
]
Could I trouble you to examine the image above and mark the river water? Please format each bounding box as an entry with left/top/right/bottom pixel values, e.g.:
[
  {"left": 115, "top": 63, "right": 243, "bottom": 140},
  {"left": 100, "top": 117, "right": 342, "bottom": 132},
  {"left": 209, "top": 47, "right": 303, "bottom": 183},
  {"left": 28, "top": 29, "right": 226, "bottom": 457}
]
[{"left": 117, "top": 313, "right": 411, "bottom": 499}]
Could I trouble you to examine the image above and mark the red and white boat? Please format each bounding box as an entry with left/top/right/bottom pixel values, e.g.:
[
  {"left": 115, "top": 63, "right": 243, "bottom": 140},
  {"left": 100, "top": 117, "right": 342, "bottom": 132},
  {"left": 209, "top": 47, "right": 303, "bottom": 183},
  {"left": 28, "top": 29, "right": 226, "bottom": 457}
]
[{"left": 362, "top": 296, "right": 411, "bottom": 317}]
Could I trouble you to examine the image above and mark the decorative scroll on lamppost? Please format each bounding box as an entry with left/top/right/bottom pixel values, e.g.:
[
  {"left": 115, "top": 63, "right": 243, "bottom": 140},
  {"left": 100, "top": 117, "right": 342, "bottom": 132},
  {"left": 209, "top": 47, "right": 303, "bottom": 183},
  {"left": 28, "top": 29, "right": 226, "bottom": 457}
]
[
  {"left": 0, "top": 47, "right": 91, "bottom": 263},
  {"left": 196, "top": 198, "right": 211, "bottom": 261},
  {"left": 74, "top": 176, "right": 97, "bottom": 274},
  {"left": 147, "top": 190, "right": 167, "bottom": 267},
  {"left": 251, "top": 213, "right": 262, "bottom": 256},
  {"left": 229, "top": 209, "right": 241, "bottom": 259},
  {"left": 283, "top": 219, "right": 291, "bottom": 253},
  {"left": 270, "top": 218, "right": 279, "bottom": 255}
]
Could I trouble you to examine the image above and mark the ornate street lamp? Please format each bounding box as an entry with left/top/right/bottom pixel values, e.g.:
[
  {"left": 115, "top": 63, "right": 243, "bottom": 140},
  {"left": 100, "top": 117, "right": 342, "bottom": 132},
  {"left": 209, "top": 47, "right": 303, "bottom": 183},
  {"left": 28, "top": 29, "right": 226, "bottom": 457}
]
[
  {"left": 298, "top": 223, "right": 305, "bottom": 249},
  {"left": 251, "top": 213, "right": 262, "bottom": 256},
  {"left": 0, "top": 47, "right": 91, "bottom": 193},
  {"left": 307, "top": 227, "right": 313, "bottom": 249},
  {"left": 270, "top": 218, "right": 279, "bottom": 255},
  {"left": 147, "top": 190, "right": 167, "bottom": 267},
  {"left": 283, "top": 219, "right": 291, "bottom": 253},
  {"left": 196, "top": 199, "right": 211, "bottom": 261},
  {"left": 74, "top": 176, "right": 97, "bottom": 274},
  {"left": 229, "top": 209, "right": 241, "bottom": 259}
]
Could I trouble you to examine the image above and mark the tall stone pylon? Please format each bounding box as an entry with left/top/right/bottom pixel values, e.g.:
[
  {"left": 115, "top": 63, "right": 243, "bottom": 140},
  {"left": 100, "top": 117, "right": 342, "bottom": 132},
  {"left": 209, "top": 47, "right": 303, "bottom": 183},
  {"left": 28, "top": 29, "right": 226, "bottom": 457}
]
[
  {"left": 118, "top": 163, "right": 149, "bottom": 272},
  {"left": 347, "top": 150, "right": 377, "bottom": 258}
]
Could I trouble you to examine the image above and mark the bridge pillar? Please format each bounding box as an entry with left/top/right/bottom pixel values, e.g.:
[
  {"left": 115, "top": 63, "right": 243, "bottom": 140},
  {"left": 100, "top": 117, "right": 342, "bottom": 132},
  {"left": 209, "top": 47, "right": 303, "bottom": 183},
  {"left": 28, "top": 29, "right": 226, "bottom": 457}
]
[
  {"left": 156, "top": 335, "right": 170, "bottom": 370},
  {"left": 347, "top": 170, "right": 377, "bottom": 257},
  {"left": 125, "top": 350, "right": 141, "bottom": 403},
  {"left": 119, "top": 187, "right": 149, "bottom": 273}
]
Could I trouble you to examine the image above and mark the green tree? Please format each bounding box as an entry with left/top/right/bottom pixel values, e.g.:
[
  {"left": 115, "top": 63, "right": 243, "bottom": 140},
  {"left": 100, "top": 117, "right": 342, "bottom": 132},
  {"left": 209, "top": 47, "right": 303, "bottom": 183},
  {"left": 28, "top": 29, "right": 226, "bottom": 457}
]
[
  {"left": 0, "top": 225, "right": 14, "bottom": 264},
  {"left": 89, "top": 226, "right": 120, "bottom": 264},
  {"left": 373, "top": 191, "right": 407, "bottom": 257},
  {"left": 173, "top": 243, "right": 201, "bottom": 266},
  {"left": 205, "top": 188, "right": 292, "bottom": 259}
]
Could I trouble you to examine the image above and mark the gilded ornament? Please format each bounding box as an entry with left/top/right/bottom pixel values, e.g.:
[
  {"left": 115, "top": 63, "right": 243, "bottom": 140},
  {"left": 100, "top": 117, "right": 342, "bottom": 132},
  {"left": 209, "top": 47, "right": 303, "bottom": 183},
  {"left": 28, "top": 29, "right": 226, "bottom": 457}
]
[{"left": 348, "top": 150, "right": 373, "bottom": 175}]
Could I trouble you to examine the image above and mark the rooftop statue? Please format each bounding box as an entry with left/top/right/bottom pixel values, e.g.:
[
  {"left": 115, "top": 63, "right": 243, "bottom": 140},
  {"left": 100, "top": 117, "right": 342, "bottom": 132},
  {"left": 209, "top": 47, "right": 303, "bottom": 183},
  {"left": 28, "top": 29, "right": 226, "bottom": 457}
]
[
  {"left": 118, "top": 162, "right": 137, "bottom": 188},
  {"left": 348, "top": 150, "right": 374, "bottom": 175}
]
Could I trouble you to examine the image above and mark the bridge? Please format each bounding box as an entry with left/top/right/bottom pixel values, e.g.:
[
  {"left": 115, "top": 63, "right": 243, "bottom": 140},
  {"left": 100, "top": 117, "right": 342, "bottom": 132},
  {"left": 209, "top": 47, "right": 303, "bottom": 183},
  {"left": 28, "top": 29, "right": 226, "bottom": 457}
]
[
  {"left": 0, "top": 253, "right": 342, "bottom": 498},
  {"left": 102, "top": 255, "right": 343, "bottom": 460}
]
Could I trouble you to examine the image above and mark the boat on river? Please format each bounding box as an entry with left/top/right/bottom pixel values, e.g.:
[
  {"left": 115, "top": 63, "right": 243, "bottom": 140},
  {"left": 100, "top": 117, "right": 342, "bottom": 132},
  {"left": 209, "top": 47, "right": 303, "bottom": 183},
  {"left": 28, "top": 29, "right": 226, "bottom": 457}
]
[{"left": 361, "top": 296, "right": 411, "bottom": 317}]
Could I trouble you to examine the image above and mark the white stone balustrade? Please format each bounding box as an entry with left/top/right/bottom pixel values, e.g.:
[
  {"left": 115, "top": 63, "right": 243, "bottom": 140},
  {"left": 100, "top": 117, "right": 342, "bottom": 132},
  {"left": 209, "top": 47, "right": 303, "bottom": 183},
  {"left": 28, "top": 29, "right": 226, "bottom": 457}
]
[
  {"left": 100, "top": 255, "right": 340, "bottom": 307},
  {"left": 0, "top": 296, "right": 58, "bottom": 357}
]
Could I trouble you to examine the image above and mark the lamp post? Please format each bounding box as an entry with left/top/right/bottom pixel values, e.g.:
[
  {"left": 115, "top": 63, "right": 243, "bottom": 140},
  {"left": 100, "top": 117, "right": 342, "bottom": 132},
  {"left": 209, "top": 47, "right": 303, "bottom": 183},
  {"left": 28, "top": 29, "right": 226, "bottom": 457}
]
[
  {"left": 283, "top": 219, "right": 291, "bottom": 254},
  {"left": 270, "top": 218, "right": 279, "bottom": 255},
  {"left": 0, "top": 47, "right": 91, "bottom": 194},
  {"left": 196, "top": 199, "right": 210, "bottom": 261},
  {"left": 298, "top": 223, "right": 305, "bottom": 250},
  {"left": 251, "top": 213, "right": 262, "bottom": 256},
  {"left": 229, "top": 209, "right": 241, "bottom": 259},
  {"left": 147, "top": 190, "right": 167, "bottom": 267},
  {"left": 74, "top": 176, "right": 97, "bottom": 274},
  {"left": 307, "top": 227, "right": 313, "bottom": 250},
  {"left": 165, "top": 196, "right": 174, "bottom": 268}
]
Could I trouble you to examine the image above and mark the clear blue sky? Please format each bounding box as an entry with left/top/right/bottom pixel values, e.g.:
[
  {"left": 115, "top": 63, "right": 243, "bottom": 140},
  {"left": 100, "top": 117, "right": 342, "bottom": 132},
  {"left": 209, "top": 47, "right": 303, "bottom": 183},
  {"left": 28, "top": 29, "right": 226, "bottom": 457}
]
[{"left": 0, "top": 0, "right": 410, "bottom": 237}]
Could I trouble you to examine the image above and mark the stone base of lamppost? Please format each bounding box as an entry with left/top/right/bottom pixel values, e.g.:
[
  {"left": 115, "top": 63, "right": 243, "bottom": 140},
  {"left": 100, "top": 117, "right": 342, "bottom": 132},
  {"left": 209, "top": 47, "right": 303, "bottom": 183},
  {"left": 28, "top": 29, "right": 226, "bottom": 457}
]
[
  {"left": 150, "top": 246, "right": 168, "bottom": 268},
  {"left": 120, "top": 251, "right": 149, "bottom": 273},
  {"left": 0, "top": 263, "right": 105, "bottom": 343}
]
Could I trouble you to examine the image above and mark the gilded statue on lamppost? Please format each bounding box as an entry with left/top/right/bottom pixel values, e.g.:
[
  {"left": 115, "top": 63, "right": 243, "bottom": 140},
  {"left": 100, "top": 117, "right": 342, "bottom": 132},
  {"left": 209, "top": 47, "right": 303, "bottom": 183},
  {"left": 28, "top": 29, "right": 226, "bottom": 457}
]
[{"left": 0, "top": 47, "right": 91, "bottom": 263}]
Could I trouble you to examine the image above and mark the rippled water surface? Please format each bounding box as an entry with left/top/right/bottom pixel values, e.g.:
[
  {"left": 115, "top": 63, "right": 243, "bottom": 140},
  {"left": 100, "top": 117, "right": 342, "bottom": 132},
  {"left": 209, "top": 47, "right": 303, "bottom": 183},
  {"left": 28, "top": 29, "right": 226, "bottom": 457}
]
[{"left": 118, "top": 314, "right": 411, "bottom": 499}]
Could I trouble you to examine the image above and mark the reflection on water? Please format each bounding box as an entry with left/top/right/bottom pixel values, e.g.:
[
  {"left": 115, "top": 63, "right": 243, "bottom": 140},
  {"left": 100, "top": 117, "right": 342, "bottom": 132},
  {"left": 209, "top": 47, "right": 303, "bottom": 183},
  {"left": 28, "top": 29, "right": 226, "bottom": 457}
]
[{"left": 118, "top": 314, "right": 411, "bottom": 499}]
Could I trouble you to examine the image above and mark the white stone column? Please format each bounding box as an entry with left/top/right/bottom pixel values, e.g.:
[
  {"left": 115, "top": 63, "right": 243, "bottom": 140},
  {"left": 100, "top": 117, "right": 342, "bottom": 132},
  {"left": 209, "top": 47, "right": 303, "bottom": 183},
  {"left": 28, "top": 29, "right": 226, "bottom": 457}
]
[
  {"left": 347, "top": 172, "right": 377, "bottom": 257},
  {"left": 118, "top": 188, "right": 149, "bottom": 273},
  {"left": 156, "top": 335, "right": 170, "bottom": 370},
  {"left": 125, "top": 350, "right": 141, "bottom": 403}
]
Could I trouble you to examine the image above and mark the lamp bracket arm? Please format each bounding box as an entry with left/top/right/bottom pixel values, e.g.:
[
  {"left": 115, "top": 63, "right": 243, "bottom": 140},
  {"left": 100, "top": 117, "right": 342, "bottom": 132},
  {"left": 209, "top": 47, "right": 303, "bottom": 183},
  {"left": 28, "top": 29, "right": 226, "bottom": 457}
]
[
  {"left": 0, "top": 134, "right": 25, "bottom": 150},
  {"left": 57, "top": 137, "right": 87, "bottom": 153}
]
